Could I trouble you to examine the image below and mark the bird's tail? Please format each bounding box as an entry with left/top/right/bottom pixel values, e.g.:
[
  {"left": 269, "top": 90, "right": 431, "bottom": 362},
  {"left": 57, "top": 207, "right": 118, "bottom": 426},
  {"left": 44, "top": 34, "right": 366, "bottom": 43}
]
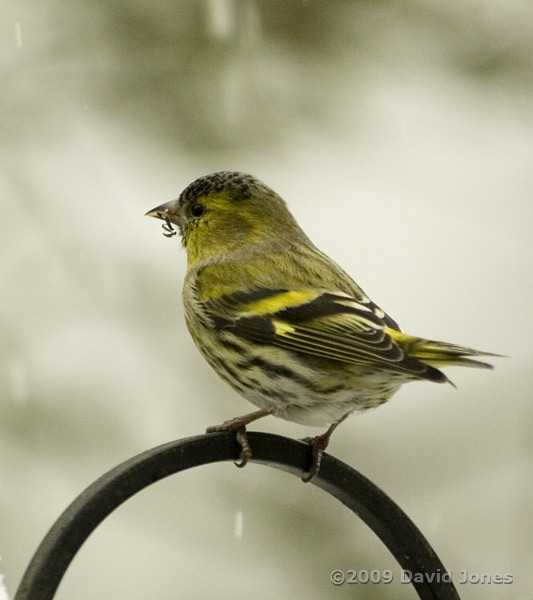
[{"left": 385, "top": 328, "right": 500, "bottom": 370}]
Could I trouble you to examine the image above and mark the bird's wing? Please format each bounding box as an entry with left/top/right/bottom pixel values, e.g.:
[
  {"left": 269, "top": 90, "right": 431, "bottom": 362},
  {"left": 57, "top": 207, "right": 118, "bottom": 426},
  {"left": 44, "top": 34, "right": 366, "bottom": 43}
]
[{"left": 203, "top": 287, "right": 446, "bottom": 381}]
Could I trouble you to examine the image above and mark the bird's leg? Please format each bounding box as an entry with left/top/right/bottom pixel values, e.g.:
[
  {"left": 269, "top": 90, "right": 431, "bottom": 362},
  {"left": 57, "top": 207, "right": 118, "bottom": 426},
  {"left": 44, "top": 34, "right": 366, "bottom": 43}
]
[
  {"left": 300, "top": 413, "right": 350, "bottom": 483},
  {"left": 206, "top": 408, "right": 274, "bottom": 468}
]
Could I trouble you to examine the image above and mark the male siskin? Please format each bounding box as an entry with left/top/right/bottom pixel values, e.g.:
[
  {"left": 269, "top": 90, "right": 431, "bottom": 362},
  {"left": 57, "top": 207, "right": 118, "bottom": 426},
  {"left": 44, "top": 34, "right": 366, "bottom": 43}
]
[{"left": 147, "top": 171, "right": 496, "bottom": 481}]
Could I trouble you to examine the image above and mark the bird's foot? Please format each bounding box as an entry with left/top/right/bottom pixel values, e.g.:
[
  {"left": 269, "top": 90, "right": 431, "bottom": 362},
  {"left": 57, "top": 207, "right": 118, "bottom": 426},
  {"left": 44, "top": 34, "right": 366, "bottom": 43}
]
[
  {"left": 300, "top": 418, "right": 347, "bottom": 483},
  {"left": 300, "top": 431, "right": 332, "bottom": 483},
  {"left": 206, "top": 408, "right": 274, "bottom": 469}
]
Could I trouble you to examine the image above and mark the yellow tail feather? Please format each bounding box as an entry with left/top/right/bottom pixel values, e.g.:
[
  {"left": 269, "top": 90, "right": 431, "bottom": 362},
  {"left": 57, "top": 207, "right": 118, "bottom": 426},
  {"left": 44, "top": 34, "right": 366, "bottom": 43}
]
[{"left": 385, "top": 328, "right": 499, "bottom": 370}]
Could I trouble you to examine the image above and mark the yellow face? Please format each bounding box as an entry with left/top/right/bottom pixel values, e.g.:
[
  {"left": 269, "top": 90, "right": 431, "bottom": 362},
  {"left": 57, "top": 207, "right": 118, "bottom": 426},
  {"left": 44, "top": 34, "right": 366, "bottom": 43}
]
[
  {"left": 146, "top": 171, "right": 302, "bottom": 266},
  {"left": 179, "top": 191, "right": 259, "bottom": 263}
]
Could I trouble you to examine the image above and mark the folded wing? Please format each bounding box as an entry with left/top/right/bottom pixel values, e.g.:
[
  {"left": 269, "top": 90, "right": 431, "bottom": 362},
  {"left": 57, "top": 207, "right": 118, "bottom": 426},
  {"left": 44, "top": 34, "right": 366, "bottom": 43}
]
[{"left": 204, "top": 287, "right": 449, "bottom": 382}]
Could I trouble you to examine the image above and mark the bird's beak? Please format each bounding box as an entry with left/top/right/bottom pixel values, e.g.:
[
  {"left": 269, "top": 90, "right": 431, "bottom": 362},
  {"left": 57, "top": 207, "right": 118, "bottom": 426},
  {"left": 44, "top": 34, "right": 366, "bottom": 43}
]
[{"left": 145, "top": 199, "right": 182, "bottom": 227}]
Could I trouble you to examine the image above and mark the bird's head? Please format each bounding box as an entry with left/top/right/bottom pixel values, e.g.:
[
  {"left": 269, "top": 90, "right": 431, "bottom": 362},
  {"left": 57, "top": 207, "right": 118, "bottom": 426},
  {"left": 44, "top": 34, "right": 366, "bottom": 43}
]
[{"left": 146, "top": 171, "right": 306, "bottom": 265}]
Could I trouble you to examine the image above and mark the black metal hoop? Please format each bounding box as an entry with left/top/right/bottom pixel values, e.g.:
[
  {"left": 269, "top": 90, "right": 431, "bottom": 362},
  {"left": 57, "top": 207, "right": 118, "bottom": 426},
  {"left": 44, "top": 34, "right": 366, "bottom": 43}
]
[{"left": 14, "top": 432, "right": 459, "bottom": 599}]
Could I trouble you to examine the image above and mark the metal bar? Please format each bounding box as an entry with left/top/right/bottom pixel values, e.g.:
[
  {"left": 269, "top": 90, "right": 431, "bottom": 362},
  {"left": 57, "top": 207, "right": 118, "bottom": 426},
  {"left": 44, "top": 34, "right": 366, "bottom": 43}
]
[{"left": 14, "top": 432, "right": 459, "bottom": 599}]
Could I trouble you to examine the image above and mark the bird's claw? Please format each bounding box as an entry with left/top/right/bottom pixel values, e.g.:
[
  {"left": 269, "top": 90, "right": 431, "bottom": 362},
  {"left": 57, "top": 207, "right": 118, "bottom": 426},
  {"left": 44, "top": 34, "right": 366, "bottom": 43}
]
[
  {"left": 205, "top": 408, "right": 274, "bottom": 470},
  {"left": 206, "top": 422, "right": 252, "bottom": 469},
  {"left": 300, "top": 433, "right": 331, "bottom": 483},
  {"left": 234, "top": 428, "right": 252, "bottom": 468}
]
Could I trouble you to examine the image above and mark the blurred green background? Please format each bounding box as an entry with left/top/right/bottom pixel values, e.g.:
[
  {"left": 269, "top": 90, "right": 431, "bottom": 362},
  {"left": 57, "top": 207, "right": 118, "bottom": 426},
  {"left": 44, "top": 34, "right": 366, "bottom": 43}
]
[{"left": 2, "top": 1, "right": 532, "bottom": 598}]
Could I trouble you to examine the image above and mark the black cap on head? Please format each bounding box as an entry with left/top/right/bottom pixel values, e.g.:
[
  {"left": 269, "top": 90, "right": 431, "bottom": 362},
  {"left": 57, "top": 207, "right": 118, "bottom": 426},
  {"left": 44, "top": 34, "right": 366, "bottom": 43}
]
[{"left": 180, "top": 171, "right": 259, "bottom": 203}]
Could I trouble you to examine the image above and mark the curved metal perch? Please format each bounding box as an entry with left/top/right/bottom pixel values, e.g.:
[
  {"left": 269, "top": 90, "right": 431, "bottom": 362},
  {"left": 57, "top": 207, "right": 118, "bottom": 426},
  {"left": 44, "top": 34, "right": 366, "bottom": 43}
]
[{"left": 14, "top": 432, "right": 459, "bottom": 599}]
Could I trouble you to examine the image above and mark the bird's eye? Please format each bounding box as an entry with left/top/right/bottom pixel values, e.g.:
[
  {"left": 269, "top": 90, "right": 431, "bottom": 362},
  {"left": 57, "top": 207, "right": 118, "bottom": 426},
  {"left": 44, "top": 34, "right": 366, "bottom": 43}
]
[{"left": 190, "top": 203, "right": 205, "bottom": 217}]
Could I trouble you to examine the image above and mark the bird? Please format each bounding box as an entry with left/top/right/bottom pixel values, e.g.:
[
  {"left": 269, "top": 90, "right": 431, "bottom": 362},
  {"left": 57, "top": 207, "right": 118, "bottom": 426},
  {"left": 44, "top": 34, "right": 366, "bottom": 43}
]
[{"left": 146, "top": 171, "right": 497, "bottom": 482}]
